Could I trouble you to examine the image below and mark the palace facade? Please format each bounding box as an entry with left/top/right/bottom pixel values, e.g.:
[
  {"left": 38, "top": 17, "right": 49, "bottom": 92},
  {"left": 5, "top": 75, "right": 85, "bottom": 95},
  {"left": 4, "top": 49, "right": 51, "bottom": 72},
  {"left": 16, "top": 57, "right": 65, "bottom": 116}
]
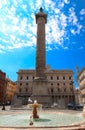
[
  {"left": 15, "top": 66, "right": 78, "bottom": 108},
  {"left": 77, "top": 67, "right": 85, "bottom": 104}
]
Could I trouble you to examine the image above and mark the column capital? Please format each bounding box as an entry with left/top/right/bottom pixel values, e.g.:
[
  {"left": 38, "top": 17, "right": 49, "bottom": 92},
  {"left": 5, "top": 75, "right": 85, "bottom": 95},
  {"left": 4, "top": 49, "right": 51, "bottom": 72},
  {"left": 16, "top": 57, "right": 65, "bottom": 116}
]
[{"left": 35, "top": 8, "right": 47, "bottom": 24}]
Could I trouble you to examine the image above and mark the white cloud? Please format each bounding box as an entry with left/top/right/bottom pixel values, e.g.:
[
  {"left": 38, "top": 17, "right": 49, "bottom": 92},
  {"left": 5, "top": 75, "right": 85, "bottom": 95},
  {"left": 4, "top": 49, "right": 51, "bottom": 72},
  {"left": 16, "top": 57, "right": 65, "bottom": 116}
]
[
  {"left": 1, "top": 0, "right": 8, "bottom": 5},
  {"left": 46, "top": 17, "right": 62, "bottom": 45},
  {"left": 58, "top": 2, "right": 64, "bottom": 8},
  {"left": 46, "top": 9, "right": 68, "bottom": 47},
  {"left": 35, "top": 0, "right": 42, "bottom": 8},
  {"left": 13, "top": 0, "right": 18, "bottom": 6},
  {"left": 70, "top": 24, "right": 83, "bottom": 35},
  {"left": 0, "top": 49, "right": 5, "bottom": 53},
  {"left": 46, "top": 46, "right": 52, "bottom": 51},
  {"left": 80, "top": 9, "right": 85, "bottom": 15},
  {"left": 10, "top": 34, "right": 15, "bottom": 39},
  {"left": 68, "top": 7, "right": 83, "bottom": 35},
  {"left": 22, "top": 4, "right": 27, "bottom": 11},
  {"left": 0, "top": 44, "right": 5, "bottom": 49},
  {"left": 64, "top": 0, "right": 70, "bottom": 4},
  {"left": 0, "top": 0, "right": 84, "bottom": 53},
  {"left": 60, "top": 13, "right": 67, "bottom": 27},
  {"left": 79, "top": 46, "right": 84, "bottom": 50},
  {"left": 12, "top": 17, "right": 19, "bottom": 25},
  {"left": 70, "top": 29, "right": 76, "bottom": 35},
  {"left": 55, "top": 8, "right": 60, "bottom": 14},
  {"left": 76, "top": 24, "right": 83, "bottom": 34},
  {"left": 63, "top": 46, "right": 69, "bottom": 50},
  {"left": 0, "top": 44, "right": 6, "bottom": 53},
  {"left": 68, "top": 7, "right": 78, "bottom": 25},
  {"left": 1, "top": 23, "right": 8, "bottom": 32},
  {"left": 10, "top": 6, "right": 16, "bottom": 14},
  {"left": 44, "top": 0, "right": 56, "bottom": 11}
]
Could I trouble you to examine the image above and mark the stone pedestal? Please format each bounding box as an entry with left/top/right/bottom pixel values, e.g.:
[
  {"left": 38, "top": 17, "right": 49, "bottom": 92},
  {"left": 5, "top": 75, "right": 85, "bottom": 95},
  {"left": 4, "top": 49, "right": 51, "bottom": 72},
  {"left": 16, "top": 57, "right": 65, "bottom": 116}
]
[{"left": 31, "top": 79, "right": 51, "bottom": 105}]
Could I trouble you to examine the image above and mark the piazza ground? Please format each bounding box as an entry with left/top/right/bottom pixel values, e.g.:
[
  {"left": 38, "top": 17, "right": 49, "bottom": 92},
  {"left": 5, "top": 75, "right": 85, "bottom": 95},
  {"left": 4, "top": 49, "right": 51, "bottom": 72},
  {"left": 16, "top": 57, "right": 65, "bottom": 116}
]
[{"left": 0, "top": 106, "right": 85, "bottom": 130}]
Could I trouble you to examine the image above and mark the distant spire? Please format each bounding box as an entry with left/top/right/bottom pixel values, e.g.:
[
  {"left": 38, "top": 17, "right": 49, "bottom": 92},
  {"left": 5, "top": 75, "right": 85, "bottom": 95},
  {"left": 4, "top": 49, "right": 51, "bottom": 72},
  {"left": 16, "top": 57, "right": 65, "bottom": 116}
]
[{"left": 76, "top": 66, "right": 79, "bottom": 76}]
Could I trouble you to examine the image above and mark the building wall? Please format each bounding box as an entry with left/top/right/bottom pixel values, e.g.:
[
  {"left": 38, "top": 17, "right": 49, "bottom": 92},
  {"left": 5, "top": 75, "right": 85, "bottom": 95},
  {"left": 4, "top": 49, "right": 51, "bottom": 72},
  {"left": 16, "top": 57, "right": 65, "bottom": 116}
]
[
  {"left": 46, "top": 70, "right": 74, "bottom": 94},
  {"left": 0, "top": 70, "right": 6, "bottom": 104},
  {"left": 16, "top": 70, "right": 34, "bottom": 96},
  {"left": 16, "top": 67, "right": 77, "bottom": 107},
  {"left": 77, "top": 67, "right": 85, "bottom": 104},
  {"left": 6, "top": 79, "right": 16, "bottom": 103}
]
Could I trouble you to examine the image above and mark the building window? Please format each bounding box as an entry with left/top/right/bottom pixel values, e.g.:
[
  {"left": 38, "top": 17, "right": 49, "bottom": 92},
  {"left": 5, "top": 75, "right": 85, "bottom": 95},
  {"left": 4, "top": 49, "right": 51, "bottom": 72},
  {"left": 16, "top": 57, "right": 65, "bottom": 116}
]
[
  {"left": 70, "top": 88, "right": 73, "bottom": 92},
  {"left": 63, "top": 83, "right": 65, "bottom": 86},
  {"left": 58, "top": 96, "right": 61, "bottom": 99},
  {"left": 63, "top": 76, "right": 65, "bottom": 80},
  {"left": 69, "top": 76, "right": 72, "bottom": 80},
  {"left": 26, "top": 83, "right": 28, "bottom": 86},
  {"left": 33, "top": 76, "right": 34, "bottom": 80},
  {"left": 70, "top": 82, "right": 73, "bottom": 85},
  {"left": 57, "top": 76, "right": 59, "bottom": 80},
  {"left": 57, "top": 83, "right": 59, "bottom": 86},
  {"left": 51, "top": 83, "right": 53, "bottom": 85},
  {"left": 20, "top": 76, "right": 23, "bottom": 80},
  {"left": 25, "top": 88, "right": 28, "bottom": 92},
  {"left": 64, "top": 88, "right": 66, "bottom": 92},
  {"left": 20, "top": 83, "right": 22, "bottom": 86},
  {"left": 51, "top": 76, "right": 53, "bottom": 80},
  {"left": 19, "top": 88, "right": 22, "bottom": 92},
  {"left": 58, "top": 88, "right": 60, "bottom": 92},
  {"left": 27, "top": 76, "right": 29, "bottom": 80},
  {"left": 51, "top": 88, "right": 53, "bottom": 94}
]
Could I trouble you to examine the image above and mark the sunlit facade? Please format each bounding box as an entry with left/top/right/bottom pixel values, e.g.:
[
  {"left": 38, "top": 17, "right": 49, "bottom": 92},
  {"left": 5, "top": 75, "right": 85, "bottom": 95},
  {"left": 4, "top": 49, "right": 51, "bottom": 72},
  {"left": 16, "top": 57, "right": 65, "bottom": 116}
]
[
  {"left": 77, "top": 67, "right": 85, "bottom": 104},
  {"left": 16, "top": 66, "right": 78, "bottom": 108},
  {"left": 6, "top": 78, "right": 16, "bottom": 103}
]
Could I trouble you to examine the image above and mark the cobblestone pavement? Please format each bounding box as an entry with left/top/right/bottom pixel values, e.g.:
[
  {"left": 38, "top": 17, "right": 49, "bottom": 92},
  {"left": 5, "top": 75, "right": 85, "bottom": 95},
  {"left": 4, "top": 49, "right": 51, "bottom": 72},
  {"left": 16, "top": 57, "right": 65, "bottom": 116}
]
[{"left": 0, "top": 106, "right": 85, "bottom": 130}]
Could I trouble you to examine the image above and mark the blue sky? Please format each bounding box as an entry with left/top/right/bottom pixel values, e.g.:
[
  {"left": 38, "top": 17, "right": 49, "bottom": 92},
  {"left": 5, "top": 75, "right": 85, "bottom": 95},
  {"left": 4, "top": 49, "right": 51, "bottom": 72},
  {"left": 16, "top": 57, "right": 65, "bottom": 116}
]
[{"left": 0, "top": 0, "right": 85, "bottom": 88}]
